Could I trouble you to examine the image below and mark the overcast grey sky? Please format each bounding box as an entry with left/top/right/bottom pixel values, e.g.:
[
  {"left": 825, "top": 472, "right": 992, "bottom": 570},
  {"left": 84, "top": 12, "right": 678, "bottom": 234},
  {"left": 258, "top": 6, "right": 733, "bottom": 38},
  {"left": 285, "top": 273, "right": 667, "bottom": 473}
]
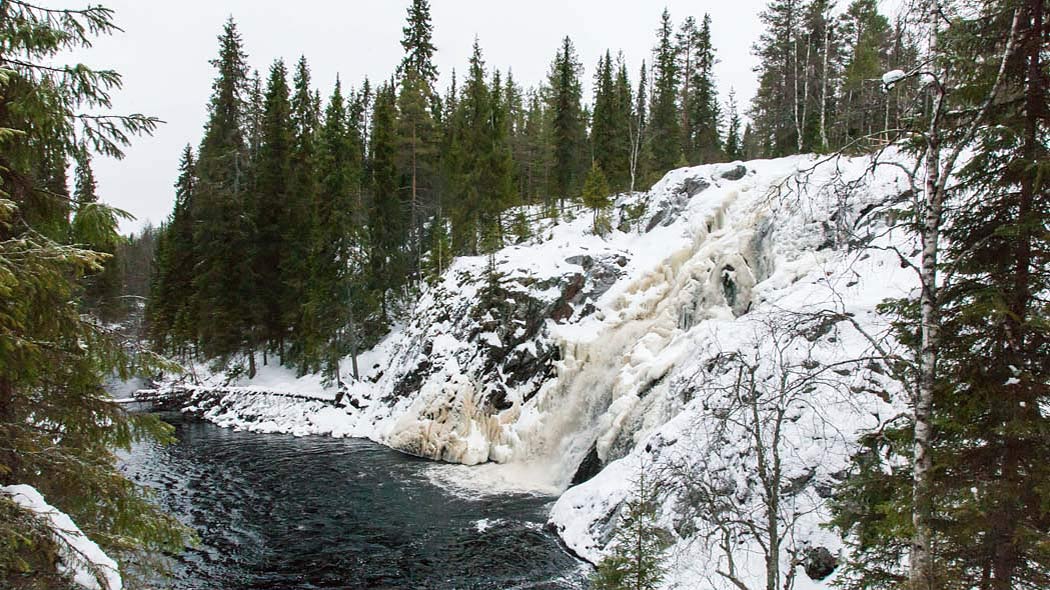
[{"left": 57, "top": 0, "right": 766, "bottom": 233}]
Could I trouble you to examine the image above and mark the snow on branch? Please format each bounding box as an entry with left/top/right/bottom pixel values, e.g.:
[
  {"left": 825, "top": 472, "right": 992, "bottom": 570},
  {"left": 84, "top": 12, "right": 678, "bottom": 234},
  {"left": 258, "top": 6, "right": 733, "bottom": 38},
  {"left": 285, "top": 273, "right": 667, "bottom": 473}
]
[{"left": 1, "top": 485, "right": 123, "bottom": 590}]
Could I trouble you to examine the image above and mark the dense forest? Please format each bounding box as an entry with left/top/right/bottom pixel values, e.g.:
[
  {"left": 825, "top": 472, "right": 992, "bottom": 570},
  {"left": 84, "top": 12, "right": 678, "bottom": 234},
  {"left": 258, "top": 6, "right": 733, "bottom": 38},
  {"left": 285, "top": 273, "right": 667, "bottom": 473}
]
[
  {"left": 142, "top": 0, "right": 921, "bottom": 382},
  {"left": 1, "top": 0, "right": 1046, "bottom": 588}
]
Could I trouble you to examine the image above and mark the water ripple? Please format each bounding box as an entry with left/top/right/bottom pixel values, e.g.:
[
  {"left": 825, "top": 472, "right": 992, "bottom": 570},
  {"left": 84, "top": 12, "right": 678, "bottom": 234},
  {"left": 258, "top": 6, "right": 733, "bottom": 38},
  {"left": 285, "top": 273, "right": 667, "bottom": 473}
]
[{"left": 122, "top": 414, "right": 587, "bottom": 589}]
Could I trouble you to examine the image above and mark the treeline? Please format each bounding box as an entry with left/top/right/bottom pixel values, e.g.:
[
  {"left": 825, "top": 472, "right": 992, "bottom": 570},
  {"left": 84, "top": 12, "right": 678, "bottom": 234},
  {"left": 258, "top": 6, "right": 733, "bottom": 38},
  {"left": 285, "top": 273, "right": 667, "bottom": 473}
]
[
  {"left": 147, "top": 0, "right": 923, "bottom": 381},
  {"left": 147, "top": 2, "right": 732, "bottom": 379},
  {"left": 744, "top": 0, "right": 917, "bottom": 156}
]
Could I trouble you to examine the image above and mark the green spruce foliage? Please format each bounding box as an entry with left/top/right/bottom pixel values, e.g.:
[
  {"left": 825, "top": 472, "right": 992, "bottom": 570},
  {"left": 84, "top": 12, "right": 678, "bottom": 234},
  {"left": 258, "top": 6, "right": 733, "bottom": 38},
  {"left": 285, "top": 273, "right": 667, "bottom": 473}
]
[
  {"left": 253, "top": 59, "right": 294, "bottom": 363},
  {"left": 649, "top": 9, "right": 683, "bottom": 174},
  {"left": 547, "top": 36, "right": 587, "bottom": 207},
  {"left": 581, "top": 162, "right": 612, "bottom": 236},
  {"left": 591, "top": 470, "right": 667, "bottom": 590},
  {"left": 191, "top": 17, "right": 254, "bottom": 362},
  {"left": 368, "top": 81, "right": 404, "bottom": 323},
  {"left": 0, "top": 3, "right": 191, "bottom": 586}
]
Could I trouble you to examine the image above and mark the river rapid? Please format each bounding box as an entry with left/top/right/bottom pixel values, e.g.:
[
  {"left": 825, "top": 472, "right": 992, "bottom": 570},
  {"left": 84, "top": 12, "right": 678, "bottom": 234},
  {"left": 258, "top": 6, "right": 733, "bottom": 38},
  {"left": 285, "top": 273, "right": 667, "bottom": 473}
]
[{"left": 122, "top": 413, "right": 587, "bottom": 589}]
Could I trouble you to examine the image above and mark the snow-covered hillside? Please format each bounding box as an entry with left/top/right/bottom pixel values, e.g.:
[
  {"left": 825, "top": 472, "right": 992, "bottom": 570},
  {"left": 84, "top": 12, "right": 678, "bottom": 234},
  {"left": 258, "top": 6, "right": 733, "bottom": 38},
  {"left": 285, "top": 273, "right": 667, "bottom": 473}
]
[{"left": 171, "top": 152, "right": 917, "bottom": 588}]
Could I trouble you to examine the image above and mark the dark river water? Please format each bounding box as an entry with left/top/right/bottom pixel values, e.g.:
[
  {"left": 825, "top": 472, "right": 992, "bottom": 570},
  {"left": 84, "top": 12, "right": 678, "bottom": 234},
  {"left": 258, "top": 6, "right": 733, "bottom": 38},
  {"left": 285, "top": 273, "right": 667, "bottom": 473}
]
[{"left": 122, "top": 414, "right": 587, "bottom": 589}]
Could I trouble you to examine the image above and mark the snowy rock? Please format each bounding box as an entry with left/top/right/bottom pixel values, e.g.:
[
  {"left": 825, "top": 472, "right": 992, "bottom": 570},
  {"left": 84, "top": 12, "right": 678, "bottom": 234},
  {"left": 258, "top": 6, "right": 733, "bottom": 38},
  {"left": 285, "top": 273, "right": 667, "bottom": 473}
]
[
  {"left": 720, "top": 163, "right": 747, "bottom": 180},
  {"left": 804, "top": 546, "right": 839, "bottom": 581}
]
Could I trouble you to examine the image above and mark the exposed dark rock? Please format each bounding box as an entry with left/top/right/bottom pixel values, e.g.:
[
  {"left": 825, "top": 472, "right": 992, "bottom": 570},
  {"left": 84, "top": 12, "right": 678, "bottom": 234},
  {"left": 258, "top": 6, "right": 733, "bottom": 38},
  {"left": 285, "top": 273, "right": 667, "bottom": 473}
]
[
  {"left": 780, "top": 467, "right": 815, "bottom": 496},
  {"left": 803, "top": 314, "right": 840, "bottom": 342},
  {"left": 570, "top": 443, "right": 603, "bottom": 486},
  {"left": 645, "top": 210, "right": 666, "bottom": 232},
  {"left": 680, "top": 176, "right": 710, "bottom": 197},
  {"left": 550, "top": 273, "right": 585, "bottom": 322},
  {"left": 721, "top": 264, "right": 738, "bottom": 308},
  {"left": 721, "top": 164, "right": 747, "bottom": 180},
  {"left": 637, "top": 372, "right": 668, "bottom": 400},
  {"left": 387, "top": 358, "right": 433, "bottom": 402},
  {"left": 484, "top": 386, "right": 514, "bottom": 411},
  {"left": 804, "top": 547, "right": 838, "bottom": 580},
  {"left": 565, "top": 254, "right": 594, "bottom": 270}
]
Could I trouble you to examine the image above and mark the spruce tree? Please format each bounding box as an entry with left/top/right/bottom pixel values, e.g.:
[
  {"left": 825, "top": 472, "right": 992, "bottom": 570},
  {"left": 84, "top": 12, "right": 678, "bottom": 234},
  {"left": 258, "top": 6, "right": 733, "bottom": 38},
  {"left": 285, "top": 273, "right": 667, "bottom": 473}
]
[
  {"left": 504, "top": 70, "right": 530, "bottom": 201},
  {"left": 479, "top": 70, "right": 515, "bottom": 253},
  {"left": 449, "top": 40, "right": 492, "bottom": 254},
  {"left": 253, "top": 59, "right": 294, "bottom": 359},
  {"left": 398, "top": 0, "right": 439, "bottom": 282},
  {"left": 690, "top": 15, "right": 721, "bottom": 163},
  {"left": 676, "top": 15, "right": 701, "bottom": 163},
  {"left": 750, "top": 0, "right": 804, "bottom": 156},
  {"left": 282, "top": 56, "right": 321, "bottom": 364},
  {"left": 192, "top": 16, "right": 254, "bottom": 362},
  {"left": 367, "top": 81, "right": 404, "bottom": 322},
  {"left": 611, "top": 56, "right": 635, "bottom": 192},
  {"left": 723, "top": 88, "right": 743, "bottom": 160},
  {"left": 523, "top": 89, "right": 551, "bottom": 203},
  {"left": 581, "top": 162, "right": 612, "bottom": 236},
  {"left": 546, "top": 36, "right": 587, "bottom": 208},
  {"left": 935, "top": 1, "right": 1050, "bottom": 582},
  {"left": 591, "top": 52, "right": 622, "bottom": 190},
  {"left": 0, "top": 4, "right": 189, "bottom": 586},
  {"left": 836, "top": 0, "right": 891, "bottom": 147},
  {"left": 649, "top": 9, "right": 682, "bottom": 174},
  {"left": 148, "top": 146, "right": 198, "bottom": 356},
  {"left": 303, "top": 79, "right": 366, "bottom": 380},
  {"left": 591, "top": 470, "right": 666, "bottom": 590}
]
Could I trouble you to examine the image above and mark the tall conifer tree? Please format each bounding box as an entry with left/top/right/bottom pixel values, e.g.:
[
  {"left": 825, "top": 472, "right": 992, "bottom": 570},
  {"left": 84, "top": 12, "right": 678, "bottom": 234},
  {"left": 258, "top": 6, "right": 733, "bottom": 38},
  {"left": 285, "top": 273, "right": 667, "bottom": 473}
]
[
  {"left": 546, "top": 36, "right": 586, "bottom": 207},
  {"left": 282, "top": 56, "right": 321, "bottom": 361},
  {"left": 591, "top": 52, "right": 619, "bottom": 186},
  {"left": 149, "top": 146, "right": 198, "bottom": 356},
  {"left": 398, "top": 0, "right": 439, "bottom": 281},
  {"left": 367, "top": 82, "right": 403, "bottom": 321},
  {"left": 650, "top": 9, "right": 682, "bottom": 173},
  {"left": 192, "top": 17, "right": 254, "bottom": 361},
  {"left": 253, "top": 59, "right": 294, "bottom": 358}
]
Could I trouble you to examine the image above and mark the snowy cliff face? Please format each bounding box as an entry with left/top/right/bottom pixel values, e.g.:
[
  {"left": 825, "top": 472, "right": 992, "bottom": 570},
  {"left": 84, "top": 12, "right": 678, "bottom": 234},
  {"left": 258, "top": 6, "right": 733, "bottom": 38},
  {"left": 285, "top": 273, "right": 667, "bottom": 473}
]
[{"left": 187, "top": 153, "right": 917, "bottom": 587}]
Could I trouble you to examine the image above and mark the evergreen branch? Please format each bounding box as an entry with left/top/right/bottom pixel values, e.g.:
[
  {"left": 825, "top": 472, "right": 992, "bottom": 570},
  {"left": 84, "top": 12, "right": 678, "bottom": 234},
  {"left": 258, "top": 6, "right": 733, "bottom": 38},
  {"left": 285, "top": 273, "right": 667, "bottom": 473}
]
[{"left": 933, "top": 8, "right": 1020, "bottom": 199}]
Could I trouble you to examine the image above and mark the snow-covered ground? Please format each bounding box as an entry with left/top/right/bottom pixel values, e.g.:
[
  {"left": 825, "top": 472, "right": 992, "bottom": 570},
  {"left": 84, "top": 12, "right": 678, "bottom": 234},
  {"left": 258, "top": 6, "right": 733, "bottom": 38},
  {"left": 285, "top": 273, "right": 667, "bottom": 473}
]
[{"left": 161, "top": 152, "right": 918, "bottom": 588}]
